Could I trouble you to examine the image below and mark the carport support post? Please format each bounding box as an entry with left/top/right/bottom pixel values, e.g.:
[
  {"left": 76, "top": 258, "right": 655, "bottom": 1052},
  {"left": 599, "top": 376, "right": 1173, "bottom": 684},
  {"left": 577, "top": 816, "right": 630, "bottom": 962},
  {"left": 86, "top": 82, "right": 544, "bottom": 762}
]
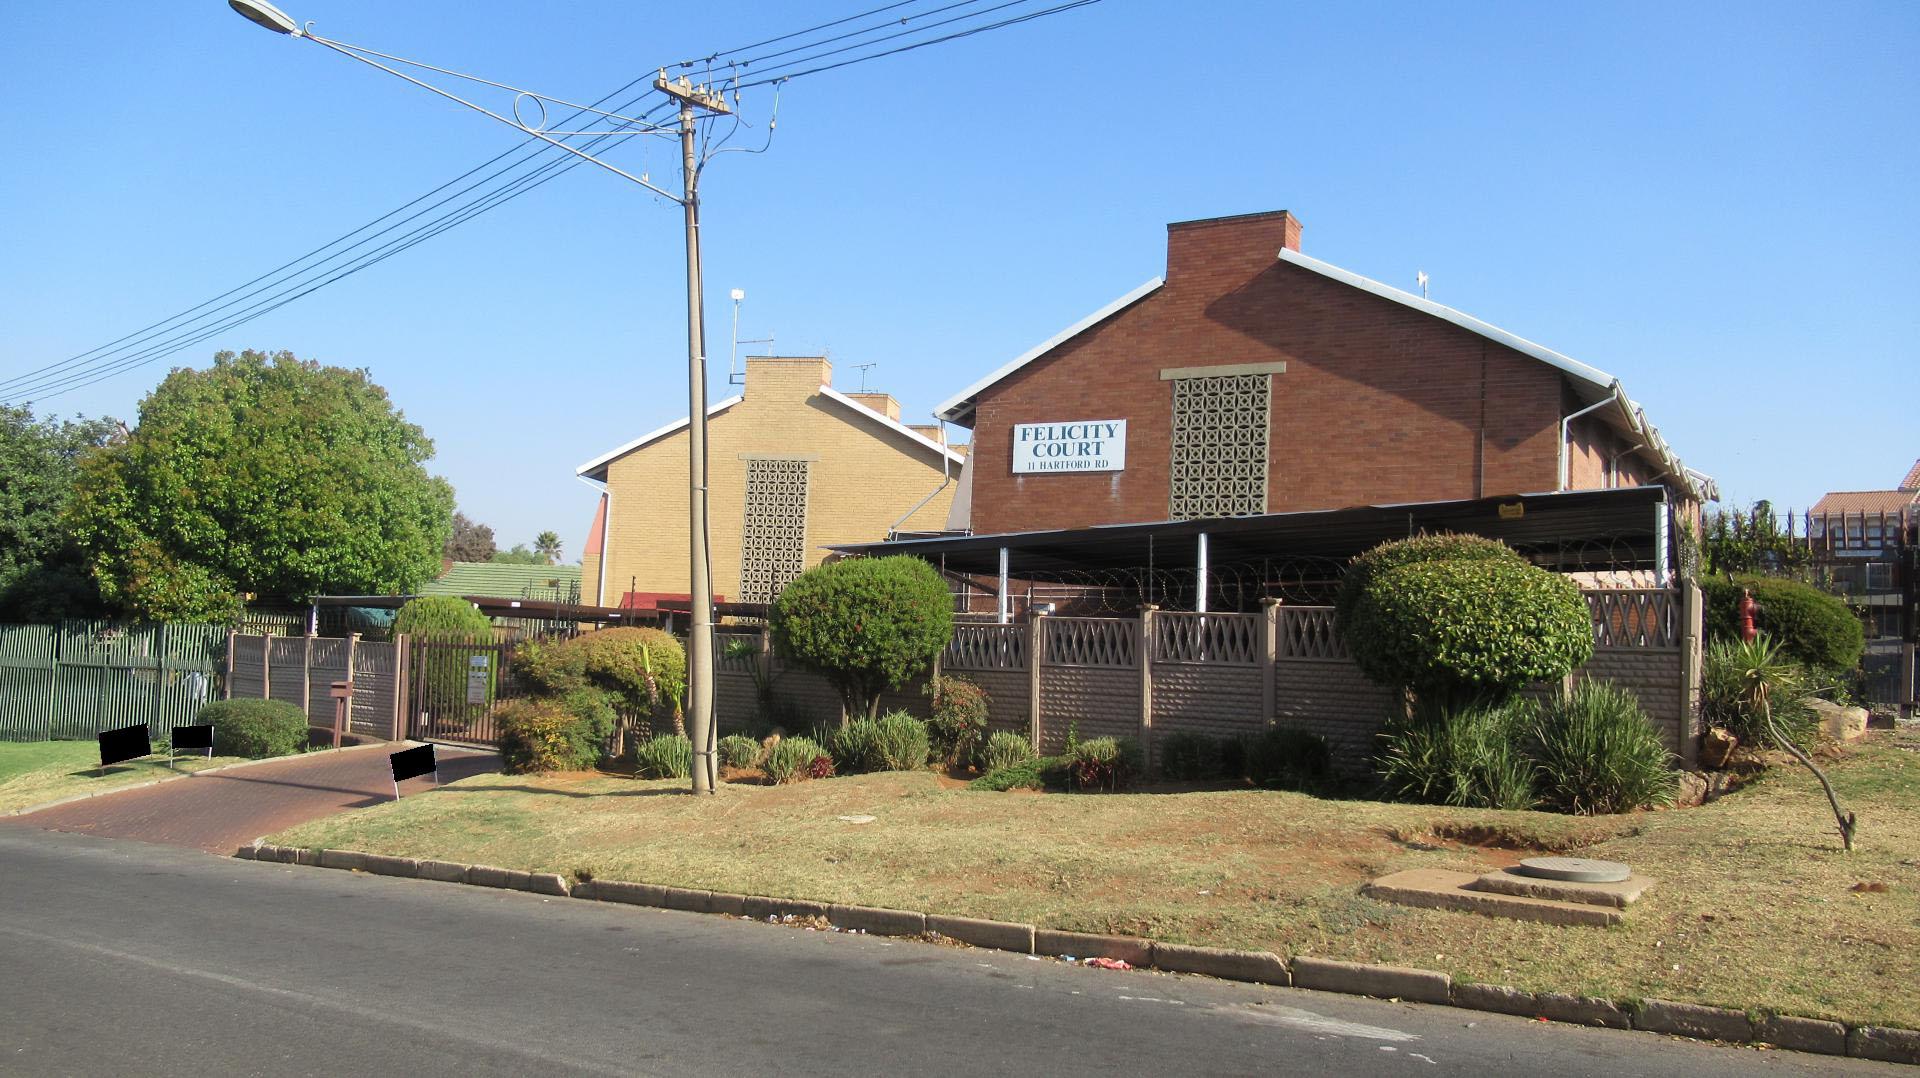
[
  {"left": 1195, "top": 532, "right": 1210, "bottom": 613},
  {"left": 222, "top": 631, "right": 235, "bottom": 701},
  {"left": 997, "top": 546, "right": 1011, "bottom": 625},
  {"left": 1260, "top": 598, "right": 1280, "bottom": 727},
  {"left": 1027, "top": 612, "right": 1045, "bottom": 751},
  {"left": 1137, "top": 606, "right": 1156, "bottom": 772}
]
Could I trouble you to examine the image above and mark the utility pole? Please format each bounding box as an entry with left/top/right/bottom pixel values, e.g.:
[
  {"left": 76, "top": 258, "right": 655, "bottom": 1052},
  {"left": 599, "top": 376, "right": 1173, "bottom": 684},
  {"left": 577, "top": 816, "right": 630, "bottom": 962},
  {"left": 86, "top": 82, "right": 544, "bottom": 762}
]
[{"left": 658, "top": 70, "right": 732, "bottom": 795}]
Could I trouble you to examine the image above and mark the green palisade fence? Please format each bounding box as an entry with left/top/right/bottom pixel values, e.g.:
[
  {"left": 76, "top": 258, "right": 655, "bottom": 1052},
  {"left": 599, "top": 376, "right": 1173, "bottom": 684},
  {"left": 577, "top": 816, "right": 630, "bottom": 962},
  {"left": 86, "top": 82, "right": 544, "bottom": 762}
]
[{"left": 0, "top": 621, "right": 225, "bottom": 742}]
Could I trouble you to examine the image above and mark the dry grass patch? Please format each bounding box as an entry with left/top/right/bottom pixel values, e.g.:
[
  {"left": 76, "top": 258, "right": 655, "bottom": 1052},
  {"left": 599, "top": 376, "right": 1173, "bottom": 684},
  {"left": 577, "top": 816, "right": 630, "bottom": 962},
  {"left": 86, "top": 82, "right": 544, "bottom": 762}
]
[{"left": 270, "top": 729, "right": 1920, "bottom": 1028}]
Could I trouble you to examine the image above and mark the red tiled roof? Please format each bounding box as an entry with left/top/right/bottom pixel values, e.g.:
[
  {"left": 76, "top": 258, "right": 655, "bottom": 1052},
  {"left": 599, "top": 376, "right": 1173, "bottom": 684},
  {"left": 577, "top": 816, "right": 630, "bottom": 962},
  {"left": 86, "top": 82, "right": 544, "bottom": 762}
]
[
  {"left": 1809, "top": 490, "right": 1920, "bottom": 515},
  {"left": 1901, "top": 459, "right": 1920, "bottom": 491}
]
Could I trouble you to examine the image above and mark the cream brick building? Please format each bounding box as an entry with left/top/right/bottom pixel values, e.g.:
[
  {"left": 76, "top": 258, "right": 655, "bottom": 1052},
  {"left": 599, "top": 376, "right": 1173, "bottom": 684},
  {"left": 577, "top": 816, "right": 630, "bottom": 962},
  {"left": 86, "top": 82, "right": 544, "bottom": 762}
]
[{"left": 577, "top": 357, "right": 967, "bottom": 610}]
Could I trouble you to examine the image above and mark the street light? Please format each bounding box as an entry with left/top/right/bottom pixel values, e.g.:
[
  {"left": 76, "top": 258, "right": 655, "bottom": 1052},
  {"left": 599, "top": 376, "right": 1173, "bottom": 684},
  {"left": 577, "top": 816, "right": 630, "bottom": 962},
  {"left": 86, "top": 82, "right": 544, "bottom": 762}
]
[{"left": 226, "top": 2, "right": 730, "bottom": 793}]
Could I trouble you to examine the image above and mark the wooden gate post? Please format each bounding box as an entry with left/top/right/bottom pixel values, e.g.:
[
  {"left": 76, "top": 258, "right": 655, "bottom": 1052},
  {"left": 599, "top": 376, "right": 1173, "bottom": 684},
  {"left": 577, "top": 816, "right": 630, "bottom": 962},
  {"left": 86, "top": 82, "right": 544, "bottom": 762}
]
[{"left": 301, "top": 633, "right": 314, "bottom": 727}]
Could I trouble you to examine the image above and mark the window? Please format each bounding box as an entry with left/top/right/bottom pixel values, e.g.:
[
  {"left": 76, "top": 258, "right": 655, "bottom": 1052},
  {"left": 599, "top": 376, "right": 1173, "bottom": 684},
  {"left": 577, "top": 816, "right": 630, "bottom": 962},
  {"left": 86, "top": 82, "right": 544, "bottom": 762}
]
[
  {"left": 739, "top": 458, "right": 811, "bottom": 604},
  {"left": 1169, "top": 372, "right": 1270, "bottom": 518}
]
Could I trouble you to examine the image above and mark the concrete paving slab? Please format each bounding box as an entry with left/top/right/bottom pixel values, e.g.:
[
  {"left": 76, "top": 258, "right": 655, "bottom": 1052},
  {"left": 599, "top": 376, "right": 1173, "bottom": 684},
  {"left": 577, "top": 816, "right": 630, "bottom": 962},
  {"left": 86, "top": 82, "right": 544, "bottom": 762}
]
[
  {"left": 1474, "top": 867, "right": 1654, "bottom": 908},
  {"left": 1363, "top": 868, "right": 1622, "bottom": 927}
]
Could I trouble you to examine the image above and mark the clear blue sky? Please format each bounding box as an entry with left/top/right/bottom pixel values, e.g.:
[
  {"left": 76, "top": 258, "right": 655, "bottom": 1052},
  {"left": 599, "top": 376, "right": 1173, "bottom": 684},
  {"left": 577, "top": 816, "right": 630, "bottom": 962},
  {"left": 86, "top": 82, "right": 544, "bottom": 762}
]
[{"left": 3, "top": 1, "right": 1915, "bottom": 562}]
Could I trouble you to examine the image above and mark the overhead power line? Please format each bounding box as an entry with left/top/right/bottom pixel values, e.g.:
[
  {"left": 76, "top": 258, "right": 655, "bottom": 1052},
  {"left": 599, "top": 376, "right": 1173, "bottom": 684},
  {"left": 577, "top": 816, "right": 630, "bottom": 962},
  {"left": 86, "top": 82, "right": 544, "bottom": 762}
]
[{"left": 8, "top": 0, "right": 1107, "bottom": 402}]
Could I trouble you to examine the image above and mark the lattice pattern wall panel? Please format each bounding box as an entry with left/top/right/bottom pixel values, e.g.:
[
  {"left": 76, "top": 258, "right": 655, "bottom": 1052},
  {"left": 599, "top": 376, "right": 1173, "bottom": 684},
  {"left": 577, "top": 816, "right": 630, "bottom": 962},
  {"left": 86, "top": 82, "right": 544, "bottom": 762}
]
[
  {"left": 739, "top": 458, "right": 811, "bottom": 604},
  {"left": 1169, "top": 373, "right": 1270, "bottom": 519}
]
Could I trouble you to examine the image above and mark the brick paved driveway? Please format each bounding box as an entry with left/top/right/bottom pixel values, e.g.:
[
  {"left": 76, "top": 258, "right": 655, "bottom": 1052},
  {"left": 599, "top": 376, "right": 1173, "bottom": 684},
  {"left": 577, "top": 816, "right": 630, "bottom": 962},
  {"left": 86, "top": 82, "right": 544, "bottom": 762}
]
[{"left": 5, "top": 744, "right": 497, "bottom": 854}]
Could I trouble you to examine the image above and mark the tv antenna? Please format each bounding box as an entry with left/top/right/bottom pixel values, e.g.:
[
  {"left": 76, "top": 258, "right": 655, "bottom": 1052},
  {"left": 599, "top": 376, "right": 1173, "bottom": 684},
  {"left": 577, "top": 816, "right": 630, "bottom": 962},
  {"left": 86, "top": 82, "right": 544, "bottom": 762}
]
[
  {"left": 850, "top": 363, "right": 878, "bottom": 392},
  {"left": 728, "top": 288, "right": 775, "bottom": 385}
]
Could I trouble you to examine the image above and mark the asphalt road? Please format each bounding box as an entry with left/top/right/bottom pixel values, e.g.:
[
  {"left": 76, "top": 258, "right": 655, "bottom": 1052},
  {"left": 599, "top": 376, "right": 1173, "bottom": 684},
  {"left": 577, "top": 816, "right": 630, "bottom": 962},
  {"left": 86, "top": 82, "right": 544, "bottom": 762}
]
[{"left": 0, "top": 828, "right": 1900, "bottom": 1077}]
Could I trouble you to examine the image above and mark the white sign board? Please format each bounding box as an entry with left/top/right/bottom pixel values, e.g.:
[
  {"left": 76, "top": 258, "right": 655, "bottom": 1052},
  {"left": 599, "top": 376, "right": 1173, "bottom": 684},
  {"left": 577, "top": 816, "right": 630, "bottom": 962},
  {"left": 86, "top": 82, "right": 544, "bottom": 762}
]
[
  {"left": 466, "top": 654, "right": 490, "bottom": 705},
  {"left": 1011, "top": 420, "right": 1127, "bottom": 474}
]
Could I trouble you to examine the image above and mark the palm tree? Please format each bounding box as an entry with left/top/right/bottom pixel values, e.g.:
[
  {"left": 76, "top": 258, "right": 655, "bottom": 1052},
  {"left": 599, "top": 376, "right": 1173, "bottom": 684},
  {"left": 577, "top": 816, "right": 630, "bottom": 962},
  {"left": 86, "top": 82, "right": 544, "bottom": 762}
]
[{"left": 534, "top": 530, "right": 562, "bottom": 564}]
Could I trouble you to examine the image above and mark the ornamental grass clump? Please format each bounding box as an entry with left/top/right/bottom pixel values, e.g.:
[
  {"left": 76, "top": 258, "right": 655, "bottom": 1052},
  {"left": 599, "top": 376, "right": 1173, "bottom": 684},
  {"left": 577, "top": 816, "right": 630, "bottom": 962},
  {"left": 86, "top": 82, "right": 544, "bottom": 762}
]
[
  {"left": 1529, "top": 681, "right": 1674, "bottom": 815},
  {"left": 632, "top": 733, "right": 694, "bottom": 780},
  {"left": 1064, "top": 736, "right": 1142, "bottom": 792},
  {"left": 1701, "top": 635, "right": 1820, "bottom": 749},
  {"left": 873, "top": 711, "right": 931, "bottom": 771},
  {"left": 828, "top": 718, "right": 886, "bottom": 774},
  {"left": 979, "top": 730, "right": 1035, "bottom": 773},
  {"left": 763, "top": 736, "right": 831, "bottom": 784},
  {"left": 717, "top": 734, "right": 763, "bottom": 770},
  {"left": 1379, "top": 701, "right": 1537, "bottom": 811}
]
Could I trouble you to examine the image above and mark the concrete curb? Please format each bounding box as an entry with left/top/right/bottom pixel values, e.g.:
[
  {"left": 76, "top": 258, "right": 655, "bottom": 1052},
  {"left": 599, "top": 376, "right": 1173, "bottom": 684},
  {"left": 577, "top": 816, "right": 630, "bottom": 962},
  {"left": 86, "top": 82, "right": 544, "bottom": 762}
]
[
  {"left": 248, "top": 846, "right": 1920, "bottom": 1065},
  {"left": 5, "top": 739, "right": 402, "bottom": 819}
]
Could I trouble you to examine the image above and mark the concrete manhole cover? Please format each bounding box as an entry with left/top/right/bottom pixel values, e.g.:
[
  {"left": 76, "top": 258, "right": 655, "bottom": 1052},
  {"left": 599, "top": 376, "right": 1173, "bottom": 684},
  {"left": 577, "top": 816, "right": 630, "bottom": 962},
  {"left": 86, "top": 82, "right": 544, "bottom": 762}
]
[
  {"left": 1516, "top": 857, "right": 1630, "bottom": 883},
  {"left": 836, "top": 814, "right": 877, "bottom": 824}
]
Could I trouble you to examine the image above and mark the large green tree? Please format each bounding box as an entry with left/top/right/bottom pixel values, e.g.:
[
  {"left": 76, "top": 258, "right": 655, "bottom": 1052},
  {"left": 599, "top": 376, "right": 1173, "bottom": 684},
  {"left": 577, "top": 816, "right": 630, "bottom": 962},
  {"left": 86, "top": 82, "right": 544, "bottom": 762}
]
[
  {"left": 66, "top": 350, "right": 454, "bottom": 621},
  {"left": 0, "top": 405, "right": 120, "bottom": 621}
]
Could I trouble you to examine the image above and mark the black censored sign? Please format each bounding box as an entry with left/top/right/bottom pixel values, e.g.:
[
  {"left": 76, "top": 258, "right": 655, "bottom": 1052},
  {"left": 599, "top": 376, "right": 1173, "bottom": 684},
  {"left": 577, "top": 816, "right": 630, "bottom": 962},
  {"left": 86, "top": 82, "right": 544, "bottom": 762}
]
[
  {"left": 98, "top": 723, "right": 153, "bottom": 768},
  {"left": 171, "top": 724, "right": 214, "bottom": 751},
  {"left": 389, "top": 744, "right": 437, "bottom": 784}
]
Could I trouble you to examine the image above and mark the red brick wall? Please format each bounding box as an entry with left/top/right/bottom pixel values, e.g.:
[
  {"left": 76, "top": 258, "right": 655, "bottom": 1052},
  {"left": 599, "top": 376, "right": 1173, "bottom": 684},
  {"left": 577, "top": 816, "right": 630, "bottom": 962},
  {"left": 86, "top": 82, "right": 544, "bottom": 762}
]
[{"left": 968, "top": 214, "right": 1569, "bottom": 533}]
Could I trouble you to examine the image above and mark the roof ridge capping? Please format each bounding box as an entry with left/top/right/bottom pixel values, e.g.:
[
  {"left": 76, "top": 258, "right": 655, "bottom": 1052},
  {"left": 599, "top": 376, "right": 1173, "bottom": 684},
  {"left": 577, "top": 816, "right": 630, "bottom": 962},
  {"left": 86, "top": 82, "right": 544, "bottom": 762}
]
[{"left": 817, "top": 384, "right": 966, "bottom": 465}]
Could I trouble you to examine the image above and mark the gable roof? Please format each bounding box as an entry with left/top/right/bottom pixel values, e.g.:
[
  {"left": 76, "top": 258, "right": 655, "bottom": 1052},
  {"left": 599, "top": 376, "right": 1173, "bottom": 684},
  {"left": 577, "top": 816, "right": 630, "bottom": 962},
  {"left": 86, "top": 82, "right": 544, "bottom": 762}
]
[
  {"left": 1901, "top": 459, "right": 1920, "bottom": 491},
  {"left": 815, "top": 384, "right": 966, "bottom": 466},
  {"left": 1809, "top": 489, "right": 1920, "bottom": 516},
  {"left": 575, "top": 396, "right": 744, "bottom": 481},
  {"left": 934, "top": 243, "right": 1715, "bottom": 502},
  {"left": 577, "top": 387, "right": 963, "bottom": 483}
]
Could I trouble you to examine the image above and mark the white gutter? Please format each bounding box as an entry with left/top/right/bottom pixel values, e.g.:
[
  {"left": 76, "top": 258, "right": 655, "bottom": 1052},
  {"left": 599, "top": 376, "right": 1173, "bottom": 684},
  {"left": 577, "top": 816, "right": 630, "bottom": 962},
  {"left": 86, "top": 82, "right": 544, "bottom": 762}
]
[
  {"left": 1558, "top": 395, "right": 1616, "bottom": 491},
  {"left": 889, "top": 411, "right": 955, "bottom": 538}
]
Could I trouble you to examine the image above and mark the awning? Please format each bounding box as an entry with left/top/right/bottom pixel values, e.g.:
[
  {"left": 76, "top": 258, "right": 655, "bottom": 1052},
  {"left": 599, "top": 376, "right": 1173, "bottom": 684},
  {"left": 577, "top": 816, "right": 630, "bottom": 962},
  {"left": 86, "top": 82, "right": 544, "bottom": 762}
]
[{"left": 830, "top": 486, "right": 1670, "bottom": 577}]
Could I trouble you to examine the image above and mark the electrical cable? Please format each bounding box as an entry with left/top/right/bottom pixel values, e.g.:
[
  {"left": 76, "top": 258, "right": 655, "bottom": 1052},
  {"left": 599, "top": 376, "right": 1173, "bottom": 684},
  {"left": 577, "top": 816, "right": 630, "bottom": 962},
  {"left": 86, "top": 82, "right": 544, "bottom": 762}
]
[{"left": 736, "top": 0, "right": 1103, "bottom": 88}]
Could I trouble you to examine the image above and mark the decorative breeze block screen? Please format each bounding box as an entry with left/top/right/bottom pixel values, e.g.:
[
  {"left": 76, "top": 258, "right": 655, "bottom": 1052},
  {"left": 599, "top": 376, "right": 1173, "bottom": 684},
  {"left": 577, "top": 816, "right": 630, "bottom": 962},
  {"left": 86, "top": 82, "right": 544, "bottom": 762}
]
[
  {"left": 1169, "top": 373, "right": 1270, "bottom": 518},
  {"left": 739, "top": 458, "right": 812, "bottom": 603}
]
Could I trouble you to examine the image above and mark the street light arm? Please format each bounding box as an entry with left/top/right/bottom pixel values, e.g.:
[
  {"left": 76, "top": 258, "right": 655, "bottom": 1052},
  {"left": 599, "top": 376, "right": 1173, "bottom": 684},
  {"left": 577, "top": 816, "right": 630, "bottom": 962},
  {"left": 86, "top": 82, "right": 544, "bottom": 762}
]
[{"left": 299, "top": 30, "right": 686, "bottom": 204}]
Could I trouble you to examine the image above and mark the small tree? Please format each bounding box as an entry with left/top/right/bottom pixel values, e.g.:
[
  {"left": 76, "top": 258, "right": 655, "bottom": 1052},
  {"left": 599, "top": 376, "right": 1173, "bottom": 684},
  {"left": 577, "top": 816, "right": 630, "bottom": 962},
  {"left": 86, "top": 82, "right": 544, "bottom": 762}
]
[
  {"left": 395, "top": 596, "right": 494, "bottom": 711},
  {"left": 770, "top": 556, "right": 953, "bottom": 724},
  {"left": 445, "top": 512, "right": 496, "bottom": 562},
  {"left": 1336, "top": 534, "right": 1593, "bottom": 710}
]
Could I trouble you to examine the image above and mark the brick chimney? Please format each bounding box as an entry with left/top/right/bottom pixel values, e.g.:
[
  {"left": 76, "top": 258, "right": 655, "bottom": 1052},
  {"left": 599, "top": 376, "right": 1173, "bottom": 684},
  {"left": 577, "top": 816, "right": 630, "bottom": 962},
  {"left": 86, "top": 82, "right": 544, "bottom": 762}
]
[
  {"left": 848, "top": 392, "right": 901, "bottom": 421},
  {"left": 1165, "top": 210, "right": 1303, "bottom": 287}
]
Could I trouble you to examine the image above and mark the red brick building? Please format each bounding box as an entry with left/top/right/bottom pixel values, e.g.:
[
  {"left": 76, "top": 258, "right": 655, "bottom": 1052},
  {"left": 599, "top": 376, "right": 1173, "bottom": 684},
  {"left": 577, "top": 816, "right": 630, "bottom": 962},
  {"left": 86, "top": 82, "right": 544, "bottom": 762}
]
[{"left": 936, "top": 210, "right": 1714, "bottom": 537}]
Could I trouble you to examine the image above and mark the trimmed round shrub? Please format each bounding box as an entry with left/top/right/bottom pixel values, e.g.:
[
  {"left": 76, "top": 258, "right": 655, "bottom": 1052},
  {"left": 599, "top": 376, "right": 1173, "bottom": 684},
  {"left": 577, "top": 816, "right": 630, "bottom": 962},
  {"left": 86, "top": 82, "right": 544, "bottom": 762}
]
[
  {"left": 763, "top": 735, "right": 830, "bottom": 784},
  {"left": 979, "top": 730, "right": 1035, "bottom": 773},
  {"left": 495, "top": 695, "right": 611, "bottom": 774},
  {"left": 1338, "top": 538, "right": 1593, "bottom": 705},
  {"left": 1157, "top": 730, "right": 1222, "bottom": 781},
  {"left": 199, "top": 698, "right": 307, "bottom": 758},
  {"left": 1529, "top": 681, "right": 1674, "bottom": 814},
  {"left": 1700, "top": 575, "right": 1864, "bottom": 676},
  {"left": 1335, "top": 533, "right": 1521, "bottom": 635},
  {"left": 394, "top": 594, "right": 494, "bottom": 641},
  {"left": 928, "top": 675, "right": 991, "bottom": 765},
  {"left": 632, "top": 733, "right": 693, "bottom": 779},
  {"left": 1238, "top": 727, "right": 1332, "bottom": 791},
  {"left": 717, "top": 734, "right": 763, "bottom": 770},
  {"left": 770, "top": 556, "right": 954, "bottom": 722},
  {"left": 519, "top": 627, "right": 687, "bottom": 719},
  {"left": 1378, "top": 701, "right": 1537, "bottom": 810}
]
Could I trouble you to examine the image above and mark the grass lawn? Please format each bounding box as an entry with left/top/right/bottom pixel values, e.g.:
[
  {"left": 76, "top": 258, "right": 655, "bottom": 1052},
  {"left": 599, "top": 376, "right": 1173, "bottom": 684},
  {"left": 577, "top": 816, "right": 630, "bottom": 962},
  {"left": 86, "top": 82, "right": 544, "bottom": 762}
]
[
  {"left": 270, "top": 728, "right": 1920, "bottom": 1029},
  {"left": 0, "top": 740, "right": 246, "bottom": 813}
]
